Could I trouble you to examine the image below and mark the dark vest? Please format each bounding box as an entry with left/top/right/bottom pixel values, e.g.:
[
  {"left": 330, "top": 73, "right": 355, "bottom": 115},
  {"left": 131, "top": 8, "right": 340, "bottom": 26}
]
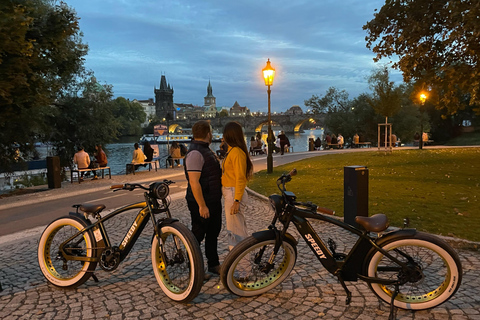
[{"left": 185, "top": 141, "right": 222, "bottom": 204}]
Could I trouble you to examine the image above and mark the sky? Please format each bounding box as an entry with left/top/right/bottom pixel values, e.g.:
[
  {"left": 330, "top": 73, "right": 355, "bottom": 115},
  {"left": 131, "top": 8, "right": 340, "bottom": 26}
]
[{"left": 65, "top": 0, "right": 399, "bottom": 113}]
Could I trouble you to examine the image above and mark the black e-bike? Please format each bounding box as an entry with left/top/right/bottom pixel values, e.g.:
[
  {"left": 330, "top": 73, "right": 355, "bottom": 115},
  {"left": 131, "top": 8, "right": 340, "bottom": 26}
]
[
  {"left": 38, "top": 180, "right": 204, "bottom": 303},
  {"left": 220, "top": 170, "right": 462, "bottom": 318}
]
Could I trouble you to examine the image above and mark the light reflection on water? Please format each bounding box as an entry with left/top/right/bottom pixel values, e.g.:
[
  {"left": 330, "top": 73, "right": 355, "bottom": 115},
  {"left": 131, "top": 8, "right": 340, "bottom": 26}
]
[{"left": 105, "top": 130, "right": 323, "bottom": 175}]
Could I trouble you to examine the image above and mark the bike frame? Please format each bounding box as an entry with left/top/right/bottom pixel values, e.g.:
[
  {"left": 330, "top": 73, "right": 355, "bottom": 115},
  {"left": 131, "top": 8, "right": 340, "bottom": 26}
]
[
  {"left": 60, "top": 193, "right": 171, "bottom": 264},
  {"left": 270, "top": 187, "right": 413, "bottom": 286}
]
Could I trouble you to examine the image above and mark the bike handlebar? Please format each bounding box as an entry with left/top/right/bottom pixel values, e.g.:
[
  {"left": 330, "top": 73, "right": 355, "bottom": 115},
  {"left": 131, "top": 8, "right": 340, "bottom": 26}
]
[
  {"left": 317, "top": 206, "right": 335, "bottom": 215},
  {"left": 277, "top": 169, "right": 335, "bottom": 215},
  {"left": 110, "top": 180, "right": 174, "bottom": 192}
]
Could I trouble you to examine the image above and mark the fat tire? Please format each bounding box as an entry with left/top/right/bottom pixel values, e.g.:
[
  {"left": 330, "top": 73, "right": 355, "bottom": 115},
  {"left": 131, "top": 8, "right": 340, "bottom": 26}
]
[
  {"left": 366, "top": 231, "right": 462, "bottom": 310},
  {"left": 151, "top": 221, "right": 204, "bottom": 303},
  {"left": 38, "top": 216, "right": 97, "bottom": 288},
  {"left": 220, "top": 235, "right": 297, "bottom": 297}
]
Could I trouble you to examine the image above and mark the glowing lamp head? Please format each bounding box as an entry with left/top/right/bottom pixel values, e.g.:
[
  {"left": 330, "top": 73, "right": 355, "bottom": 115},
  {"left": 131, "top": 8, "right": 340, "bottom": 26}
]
[
  {"left": 262, "top": 59, "right": 275, "bottom": 86},
  {"left": 419, "top": 93, "right": 427, "bottom": 105}
]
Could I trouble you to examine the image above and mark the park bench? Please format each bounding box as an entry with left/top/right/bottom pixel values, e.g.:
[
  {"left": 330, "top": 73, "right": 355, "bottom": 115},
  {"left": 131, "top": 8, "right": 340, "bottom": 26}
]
[
  {"left": 326, "top": 143, "right": 341, "bottom": 149},
  {"left": 353, "top": 142, "right": 372, "bottom": 148},
  {"left": 250, "top": 148, "right": 264, "bottom": 156},
  {"left": 71, "top": 167, "right": 111, "bottom": 184},
  {"left": 165, "top": 156, "right": 184, "bottom": 168},
  {"left": 126, "top": 160, "right": 158, "bottom": 175},
  {"left": 413, "top": 140, "right": 434, "bottom": 146}
]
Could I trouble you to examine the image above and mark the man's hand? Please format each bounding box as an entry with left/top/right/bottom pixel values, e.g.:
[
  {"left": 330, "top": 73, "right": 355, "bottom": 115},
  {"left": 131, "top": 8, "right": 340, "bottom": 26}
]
[
  {"left": 199, "top": 205, "right": 210, "bottom": 219},
  {"left": 188, "top": 171, "right": 209, "bottom": 219}
]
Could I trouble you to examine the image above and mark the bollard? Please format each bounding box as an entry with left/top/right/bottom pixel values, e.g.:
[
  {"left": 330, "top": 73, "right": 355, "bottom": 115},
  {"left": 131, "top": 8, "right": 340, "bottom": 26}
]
[
  {"left": 47, "top": 156, "right": 62, "bottom": 189},
  {"left": 344, "top": 166, "right": 368, "bottom": 228}
]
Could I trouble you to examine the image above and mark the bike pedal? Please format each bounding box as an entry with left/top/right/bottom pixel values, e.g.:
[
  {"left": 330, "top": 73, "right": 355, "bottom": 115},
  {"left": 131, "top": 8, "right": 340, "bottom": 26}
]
[
  {"left": 204, "top": 273, "right": 212, "bottom": 281},
  {"left": 333, "top": 253, "right": 347, "bottom": 261}
]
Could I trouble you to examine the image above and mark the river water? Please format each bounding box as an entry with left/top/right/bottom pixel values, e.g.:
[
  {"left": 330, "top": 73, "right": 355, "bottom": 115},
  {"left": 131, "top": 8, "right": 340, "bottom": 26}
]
[
  {"left": 32, "top": 129, "right": 323, "bottom": 176},
  {"left": 103, "top": 129, "right": 323, "bottom": 175}
]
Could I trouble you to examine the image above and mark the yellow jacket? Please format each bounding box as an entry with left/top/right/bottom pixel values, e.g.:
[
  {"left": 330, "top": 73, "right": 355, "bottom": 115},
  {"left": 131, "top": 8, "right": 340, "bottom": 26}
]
[{"left": 222, "top": 146, "right": 248, "bottom": 201}]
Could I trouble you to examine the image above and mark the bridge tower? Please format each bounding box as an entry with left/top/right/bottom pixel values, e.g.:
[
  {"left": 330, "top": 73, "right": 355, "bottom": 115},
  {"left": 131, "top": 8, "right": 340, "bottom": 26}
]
[{"left": 154, "top": 75, "right": 175, "bottom": 121}]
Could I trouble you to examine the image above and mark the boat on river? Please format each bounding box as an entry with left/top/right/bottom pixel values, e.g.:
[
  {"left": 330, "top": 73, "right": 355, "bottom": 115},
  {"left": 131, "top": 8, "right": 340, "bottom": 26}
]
[{"left": 139, "top": 125, "right": 222, "bottom": 144}]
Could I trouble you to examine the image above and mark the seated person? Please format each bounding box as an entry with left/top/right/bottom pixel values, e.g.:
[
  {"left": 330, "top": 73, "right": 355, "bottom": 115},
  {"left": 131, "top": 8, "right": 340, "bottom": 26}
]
[
  {"left": 314, "top": 137, "right": 322, "bottom": 150},
  {"left": 249, "top": 136, "right": 257, "bottom": 155},
  {"left": 144, "top": 141, "right": 154, "bottom": 162},
  {"left": 131, "top": 143, "right": 146, "bottom": 171},
  {"left": 168, "top": 141, "right": 182, "bottom": 167},
  {"left": 331, "top": 134, "right": 338, "bottom": 145},
  {"left": 216, "top": 138, "right": 228, "bottom": 159},
  {"left": 92, "top": 144, "right": 108, "bottom": 179},
  {"left": 73, "top": 146, "right": 90, "bottom": 181},
  {"left": 353, "top": 134, "right": 359, "bottom": 147}
]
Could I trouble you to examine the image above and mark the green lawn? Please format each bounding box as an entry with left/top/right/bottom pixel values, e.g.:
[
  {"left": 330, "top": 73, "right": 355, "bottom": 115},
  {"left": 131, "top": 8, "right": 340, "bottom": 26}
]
[{"left": 248, "top": 148, "right": 480, "bottom": 242}]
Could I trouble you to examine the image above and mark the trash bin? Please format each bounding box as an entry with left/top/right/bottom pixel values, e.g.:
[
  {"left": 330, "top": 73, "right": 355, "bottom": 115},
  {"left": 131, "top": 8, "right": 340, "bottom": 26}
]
[
  {"left": 47, "top": 156, "right": 61, "bottom": 189},
  {"left": 344, "top": 166, "right": 368, "bottom": 228},
  {"left": 308, "top": 138, "right": 314, "bottom": 151}
]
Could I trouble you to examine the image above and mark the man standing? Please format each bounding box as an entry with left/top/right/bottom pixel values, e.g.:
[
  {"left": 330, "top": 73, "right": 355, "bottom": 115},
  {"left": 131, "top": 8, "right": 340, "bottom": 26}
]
[{"left": 184, "top": 120, "right": 222, "bottom": 276}]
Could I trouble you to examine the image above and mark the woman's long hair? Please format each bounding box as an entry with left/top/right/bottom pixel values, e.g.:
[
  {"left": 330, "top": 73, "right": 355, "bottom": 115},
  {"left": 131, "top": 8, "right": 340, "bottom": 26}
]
[{"left": 223, "top": 121, "right": 253, "bottom": 179}]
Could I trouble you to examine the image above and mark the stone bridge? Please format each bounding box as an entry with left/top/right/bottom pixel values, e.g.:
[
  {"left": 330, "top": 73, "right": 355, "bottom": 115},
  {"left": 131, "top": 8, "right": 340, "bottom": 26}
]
[{"left": 167, "top": 114, "right": 325, "bottom": 134}]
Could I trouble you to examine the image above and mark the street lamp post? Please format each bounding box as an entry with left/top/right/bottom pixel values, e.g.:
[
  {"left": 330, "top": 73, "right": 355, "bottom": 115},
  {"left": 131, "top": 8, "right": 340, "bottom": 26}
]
[
  {"left": 419, "top": 93, "right": 427, "bottom": 150},
  {"left": 262, "top": 59, "right": 275, "bottom": 173}
]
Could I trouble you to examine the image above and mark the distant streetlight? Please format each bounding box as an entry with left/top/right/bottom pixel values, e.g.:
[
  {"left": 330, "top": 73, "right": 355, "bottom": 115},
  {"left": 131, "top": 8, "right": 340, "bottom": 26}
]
[
  {"left": 419, "top": 92, "right": 428, "bottom": 150},
  {"left": 262, "top": 59, "right": 275, "bottom": 173}
]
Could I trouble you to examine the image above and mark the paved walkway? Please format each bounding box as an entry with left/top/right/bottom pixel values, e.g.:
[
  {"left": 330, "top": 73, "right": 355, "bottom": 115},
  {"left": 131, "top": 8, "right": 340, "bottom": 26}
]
[{"left": 1, "top": 148, "right": 479, "bottom": 319}]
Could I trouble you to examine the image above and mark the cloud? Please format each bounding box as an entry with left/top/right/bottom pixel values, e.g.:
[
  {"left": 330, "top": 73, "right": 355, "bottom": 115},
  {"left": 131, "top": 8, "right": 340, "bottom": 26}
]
[{"left": 67, "top": 0, "right": 393, "bottom": 112}]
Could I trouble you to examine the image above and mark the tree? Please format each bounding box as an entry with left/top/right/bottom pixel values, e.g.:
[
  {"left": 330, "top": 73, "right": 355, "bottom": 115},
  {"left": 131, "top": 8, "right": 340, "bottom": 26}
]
[
  {"left": 363, "top": 0, "right": 480, "bottom": 115},
  {"left": 111, "top": 97, "right": 146, "bottom": 136},
  {"left": 390, "top": 88, "right": 423, "bottom": 144},
  {"left": 44, "top": 75, "right": 121, "bottom": 168},
  {"left": 219, "top": 109, "right": 229, "bottom": 117},
  {"left": 0, "top": 0, "right": 87, "bottom": 171},
  {"left": 349, "top": 94, "right": 383, "bottom": 143},
  {"left": 304, "top": 87, "right": 350, "bottom": 114},
  {"left": 366, "top": 66, "right": 403, "bottom": 123}
]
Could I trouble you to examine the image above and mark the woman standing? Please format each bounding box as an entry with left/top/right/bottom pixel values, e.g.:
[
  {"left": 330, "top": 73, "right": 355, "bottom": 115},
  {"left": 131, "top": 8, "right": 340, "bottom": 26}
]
[{"left": 222, "top": 121, "right": 253, "bottom": 250}]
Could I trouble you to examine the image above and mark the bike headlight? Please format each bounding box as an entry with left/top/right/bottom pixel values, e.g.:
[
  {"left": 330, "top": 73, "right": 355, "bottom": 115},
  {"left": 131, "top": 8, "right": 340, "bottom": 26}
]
[
  {"left": 269, "top": 194, "right": 284, "bottom": 214},
  {"left": 150, "top": 182, "right": 169, "bottom": 200}
]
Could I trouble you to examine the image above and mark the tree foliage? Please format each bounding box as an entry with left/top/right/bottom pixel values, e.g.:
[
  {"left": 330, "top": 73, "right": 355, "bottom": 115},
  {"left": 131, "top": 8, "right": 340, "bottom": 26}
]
[
  {"left": 363, "top": 0, "right": 480, "bottom": 115},
  {"left": 219, "top": 109, "right": 229, "bottom": 117},
  {"left": 366, "top": 66, "right": 403, "bottom": 121},
  {"left": 0, "top": 0, "right": 87, "bottom": 171},
  {"left": 45, "top": 75, "right": 121, "bottom": 168},
  {"left": 111, "top": 97, "right": 146, "bottom": 136},
  {"left": 304, "top": 87, "right": 350, "bottom": 114}
]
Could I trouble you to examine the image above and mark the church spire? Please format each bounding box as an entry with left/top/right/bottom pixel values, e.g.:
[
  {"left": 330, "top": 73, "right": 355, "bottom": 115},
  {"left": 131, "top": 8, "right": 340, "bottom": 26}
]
[{"left": 206, "top": 80, "right": 214, "bottom": 97}]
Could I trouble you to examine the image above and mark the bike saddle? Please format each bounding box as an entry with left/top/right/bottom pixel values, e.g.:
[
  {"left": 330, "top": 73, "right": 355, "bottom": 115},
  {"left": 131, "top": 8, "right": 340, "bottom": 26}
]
[
  {"left": 79, "top": 204, "right": 106, "bottom": 214},
  {"left": 355, "top": 214, "right": 389, "bottom": 232}
]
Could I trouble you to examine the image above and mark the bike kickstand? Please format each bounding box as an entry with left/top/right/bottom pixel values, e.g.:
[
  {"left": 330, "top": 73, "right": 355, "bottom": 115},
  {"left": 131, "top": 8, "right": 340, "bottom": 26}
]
[
  {"left": 91, "top": 273, "right": 99, "bottom": 283},
  {"left": 388, "top": 284, "right": 399, "bottom": 320},
  {"left": 337, "top": 275, "right": 352, "bottom": 305}
]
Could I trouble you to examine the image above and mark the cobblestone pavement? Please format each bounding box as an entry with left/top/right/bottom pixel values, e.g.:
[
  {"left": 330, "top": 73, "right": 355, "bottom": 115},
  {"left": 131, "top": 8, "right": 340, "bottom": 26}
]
[{"left": 1, "top": 190, "right": 479, "bottom": 320}]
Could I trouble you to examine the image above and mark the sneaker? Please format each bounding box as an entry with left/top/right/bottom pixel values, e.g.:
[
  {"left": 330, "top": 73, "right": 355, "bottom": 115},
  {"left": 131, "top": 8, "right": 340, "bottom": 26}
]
[
  {"left": 208, "top": 265, "right": 221, "bottom": 275},
  {"left": 92, "top": 176, "right": 98, "bottom": 180}
]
